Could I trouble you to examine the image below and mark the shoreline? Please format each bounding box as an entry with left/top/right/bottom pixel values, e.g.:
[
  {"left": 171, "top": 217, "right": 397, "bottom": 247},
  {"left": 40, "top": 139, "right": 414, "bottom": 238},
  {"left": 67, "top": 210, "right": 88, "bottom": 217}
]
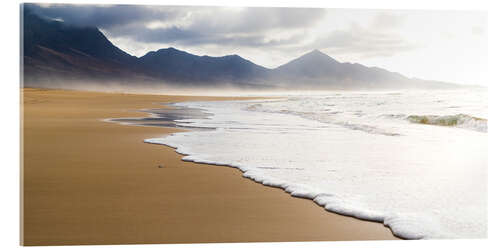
[
  {"left": 139, "top": 101, "right": 406, "bottom": 239},
  {"left": 22, "top": 88, "right": 398, "bottom": 245}
]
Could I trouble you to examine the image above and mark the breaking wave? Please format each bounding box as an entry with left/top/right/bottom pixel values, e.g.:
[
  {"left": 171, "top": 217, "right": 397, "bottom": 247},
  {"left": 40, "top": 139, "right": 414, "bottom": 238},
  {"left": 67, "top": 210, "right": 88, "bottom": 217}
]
[{"left": 407, "top": 114, "right": 487, "bottom": 132}]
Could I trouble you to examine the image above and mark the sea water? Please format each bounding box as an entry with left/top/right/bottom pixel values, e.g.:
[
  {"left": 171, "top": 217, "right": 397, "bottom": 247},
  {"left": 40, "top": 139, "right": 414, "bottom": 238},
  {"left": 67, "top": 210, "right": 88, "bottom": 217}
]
[{"left": 145, "top": 89, "right": 487, "bottom": 239}]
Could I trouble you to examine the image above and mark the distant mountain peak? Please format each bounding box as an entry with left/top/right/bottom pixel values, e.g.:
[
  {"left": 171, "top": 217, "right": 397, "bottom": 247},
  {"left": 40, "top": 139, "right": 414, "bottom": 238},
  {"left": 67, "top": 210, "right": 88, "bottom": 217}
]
[
  {"left": 164, "top": 47, "right": 180, "bottom": 51},
  {"left": 156, "top": 47, "right": 185, "bottom": 54},
  {"left": 275, "top": 49, "right": 339, "bottom": 72},
  {"left": 301, "top": 49, "right": 335, "bottom": 61},
  {"left": 141, "top": 47, "right": 192, "bottom": 59},
  {"left": 309, "top": 49, "right": 325, "bottom": 55}
]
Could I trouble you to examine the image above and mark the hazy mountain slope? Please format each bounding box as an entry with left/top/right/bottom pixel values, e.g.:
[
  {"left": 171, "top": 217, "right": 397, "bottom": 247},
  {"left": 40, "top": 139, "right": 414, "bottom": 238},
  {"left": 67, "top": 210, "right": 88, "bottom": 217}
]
[
  {"left": 137, "top": 48, "right": 270, "bottom": 85},
  {"left": 22, "top": 9, "right": 270, "bottom": 89},
  {"left": 22, "top": 9, "right": 459, "bottom": 90},
  {"left": 22, "top": 9, "right": 156, "bottom": 88},
  {"left": 269, "top": 50, "right": 417, "bottom": 89},
  {"left": 23, "top": 10, "right": 137, "bottom": 65}
]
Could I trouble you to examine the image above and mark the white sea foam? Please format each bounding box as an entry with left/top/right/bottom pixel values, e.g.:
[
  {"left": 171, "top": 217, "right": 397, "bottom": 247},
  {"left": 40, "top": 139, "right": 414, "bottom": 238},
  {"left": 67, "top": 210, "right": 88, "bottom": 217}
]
[{"left": 146, "top": 89, "right": 487, "bottom": 239}]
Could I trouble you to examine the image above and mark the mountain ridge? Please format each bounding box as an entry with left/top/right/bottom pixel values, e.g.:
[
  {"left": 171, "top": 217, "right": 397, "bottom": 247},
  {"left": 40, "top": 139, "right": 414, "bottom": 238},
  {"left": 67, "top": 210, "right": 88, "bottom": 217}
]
[
  {"left": 136, "top": 47, "right": 271, "bottom": 85},
  {"left": 22, "top": 8, "right": 459, "bottom": 90}
]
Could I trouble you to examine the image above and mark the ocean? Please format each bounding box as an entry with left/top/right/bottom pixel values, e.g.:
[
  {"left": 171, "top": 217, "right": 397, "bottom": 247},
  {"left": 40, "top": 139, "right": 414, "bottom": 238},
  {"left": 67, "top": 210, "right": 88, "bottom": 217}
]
[{"left": 143, "top": 89, "right": 487, "bottom": 239}]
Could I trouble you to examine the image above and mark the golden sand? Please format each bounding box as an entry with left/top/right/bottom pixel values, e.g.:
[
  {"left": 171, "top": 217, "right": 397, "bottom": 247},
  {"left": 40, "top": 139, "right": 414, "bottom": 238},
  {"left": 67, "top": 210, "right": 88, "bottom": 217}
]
[{"left": 21, "top": 88, "right": 397, "bottom": 245}]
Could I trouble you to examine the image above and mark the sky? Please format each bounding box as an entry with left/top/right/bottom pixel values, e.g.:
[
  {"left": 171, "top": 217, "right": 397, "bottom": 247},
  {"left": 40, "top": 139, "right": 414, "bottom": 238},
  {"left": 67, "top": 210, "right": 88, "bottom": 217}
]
[{"left": 26, "top": 3, "right": 488, "bottom": 85}]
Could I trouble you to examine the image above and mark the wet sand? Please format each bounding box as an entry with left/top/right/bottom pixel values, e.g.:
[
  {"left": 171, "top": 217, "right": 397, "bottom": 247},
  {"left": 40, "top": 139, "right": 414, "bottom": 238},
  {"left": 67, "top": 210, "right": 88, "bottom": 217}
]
[{"left": 21, "top": 88, "right": 397, "bottom": 246}]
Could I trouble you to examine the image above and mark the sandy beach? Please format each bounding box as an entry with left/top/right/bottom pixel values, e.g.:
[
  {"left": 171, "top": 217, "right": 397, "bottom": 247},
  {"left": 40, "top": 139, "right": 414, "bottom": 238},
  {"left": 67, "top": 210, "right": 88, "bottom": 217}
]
[{"left": 21, "top": 88, "right": 397, "bottom": 246}]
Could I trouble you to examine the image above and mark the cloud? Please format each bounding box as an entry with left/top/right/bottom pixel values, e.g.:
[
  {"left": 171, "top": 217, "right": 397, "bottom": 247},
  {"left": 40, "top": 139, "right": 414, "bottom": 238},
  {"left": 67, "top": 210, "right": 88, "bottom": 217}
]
[
  {"left": 371, "top": 13, "right": 406, "bottom": 30},
  {"left": 309, "top": 23, "right": 418, "bottom": 58},
  {"left": 26, "top": 4, "right": 326, "bottom": 49},
  {"left": 24, "top": 3, "right": 419, "bottom": 63},
  {"left": 117, "top": 7, "right": 325, "bottom": 48},
  {"left": 25, "top": 3, "right": 182, "bottom": 29},
  {"left": 183, "top": 7, "right": 326, "bottom": 34},
  {"left": 112, "top": 25, "right": 307, "bottom": 48}
]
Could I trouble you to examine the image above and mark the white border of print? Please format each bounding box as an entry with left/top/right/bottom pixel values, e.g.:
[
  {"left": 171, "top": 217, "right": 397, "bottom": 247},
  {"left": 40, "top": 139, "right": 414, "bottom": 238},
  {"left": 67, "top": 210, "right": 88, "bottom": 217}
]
[{"left": 1, "top": 0, "right": 498, "bottom": 249}]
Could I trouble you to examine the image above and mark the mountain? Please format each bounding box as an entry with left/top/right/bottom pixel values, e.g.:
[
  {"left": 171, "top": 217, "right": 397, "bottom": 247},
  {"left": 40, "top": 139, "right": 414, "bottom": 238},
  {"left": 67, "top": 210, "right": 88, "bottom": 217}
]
[
  {"left": 269, "top": 49, "right": 416, "bottom": 89},
  {"left": 137, "top": 48, "right": 270, "bottom": 86},
  {"left": 22, "top": 9, "right": 156, "bottom": 88},
  {"left": 23, "top": 12, "right": 137, "bottom": 65},
  {"left": 22, "top": 8, "right": 270, "bottom": 89},
  {"left": 22, "top": 9, "right": 458, "bottom": 90}
]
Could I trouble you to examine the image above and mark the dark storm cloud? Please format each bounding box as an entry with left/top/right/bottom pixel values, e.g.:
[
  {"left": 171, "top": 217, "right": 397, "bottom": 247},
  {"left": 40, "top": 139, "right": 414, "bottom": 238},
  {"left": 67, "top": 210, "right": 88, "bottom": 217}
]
[
  {"left": 24, "top": 3, "right": 181, "bottom": 29},
  {"left": 125, "top": 26, "right": 306, "bottom": 47},
  {"left": 25, "top": 3, "right": 325, "bottom": 48}
]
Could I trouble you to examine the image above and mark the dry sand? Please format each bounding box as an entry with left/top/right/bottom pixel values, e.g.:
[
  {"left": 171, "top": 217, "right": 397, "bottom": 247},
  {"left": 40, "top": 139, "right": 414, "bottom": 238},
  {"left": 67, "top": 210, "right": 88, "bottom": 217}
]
[{"left": 21, "top": 88, "right": 397, "bottom": 246}]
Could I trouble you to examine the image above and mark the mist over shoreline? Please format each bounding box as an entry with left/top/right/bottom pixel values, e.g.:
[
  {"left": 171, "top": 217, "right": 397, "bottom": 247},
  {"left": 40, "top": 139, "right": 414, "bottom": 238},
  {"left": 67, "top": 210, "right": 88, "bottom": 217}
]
[{"left": 21, "top": 6, "right": 480, "bottom": 92}]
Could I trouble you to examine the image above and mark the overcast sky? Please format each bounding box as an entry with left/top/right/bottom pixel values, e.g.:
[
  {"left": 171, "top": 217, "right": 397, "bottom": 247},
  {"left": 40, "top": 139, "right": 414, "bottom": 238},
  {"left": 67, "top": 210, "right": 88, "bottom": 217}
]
[{"left": 26, "top": 4, "right": 487, "bottom": 85}]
